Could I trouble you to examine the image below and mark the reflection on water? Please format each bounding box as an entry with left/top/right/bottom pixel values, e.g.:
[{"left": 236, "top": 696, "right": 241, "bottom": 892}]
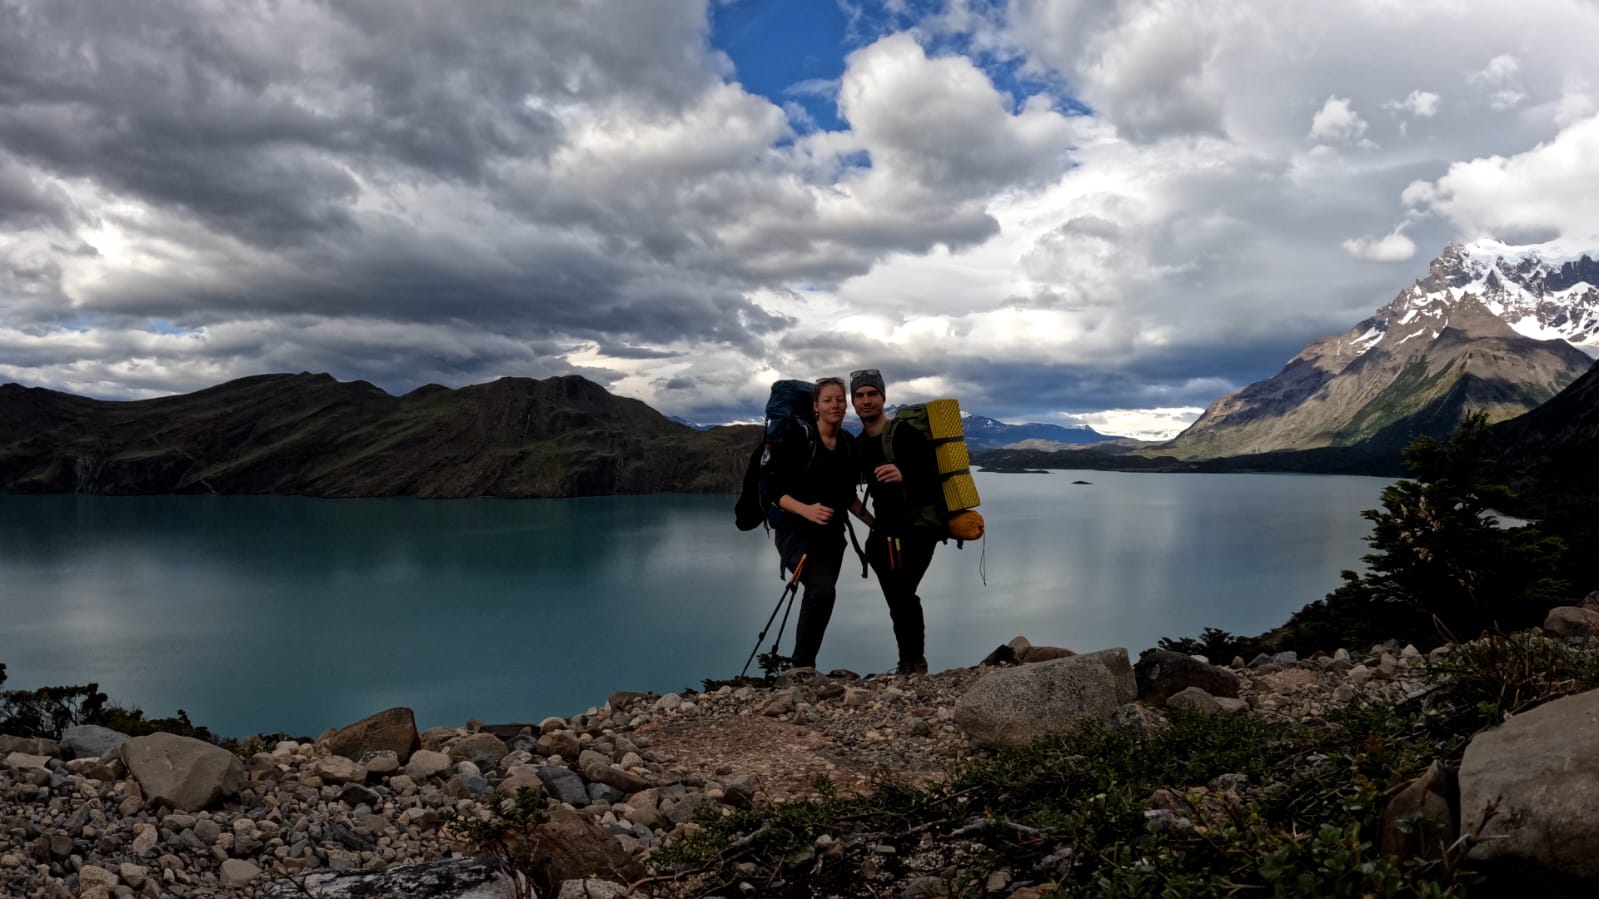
[{"left": 0, "top": 472, "right": 1387, "bottom": 737}]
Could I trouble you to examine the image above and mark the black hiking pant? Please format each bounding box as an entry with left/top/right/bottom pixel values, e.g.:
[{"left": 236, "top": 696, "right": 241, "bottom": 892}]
[
  {"left": 775, "top": 526, "right": 846, "bottom": 670},
  {"left": 866, "top": 531, "right": 937, "bottom": 668}
]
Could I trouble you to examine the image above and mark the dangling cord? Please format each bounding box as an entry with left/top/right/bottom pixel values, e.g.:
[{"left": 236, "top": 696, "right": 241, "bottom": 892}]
[{"left": 978, "top": 527, "right": 988, "bottom": 587}]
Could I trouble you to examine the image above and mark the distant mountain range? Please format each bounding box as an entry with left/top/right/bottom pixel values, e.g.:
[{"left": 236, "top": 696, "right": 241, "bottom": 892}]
[
  {"left": 676, "top": 409, "right": 1118, "bottom": 449},
  {"left": 1160, "top": 240, "right": 1598, "bottom": 462},
  {"left": 957, "top": 413, "right": 1113, "bottom": 450},
  {"left": 0, "top": 374, "right": 754, "bottom": 497}
]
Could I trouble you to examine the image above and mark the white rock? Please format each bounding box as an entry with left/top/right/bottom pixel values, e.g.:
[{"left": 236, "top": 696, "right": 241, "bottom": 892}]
[
  {"left": 78, "top": 865, "right": 118, "bottom": 893},
  {"left": 118, "top": 863, "right": 148, "bottom": 889},
  {"left": 2, "top": 752, "right": 49, "bottom": 770},
  {"left": 403, "top": 750, "right": 451, "bottom": 779},
  {"left": 220, "top": 858, "right": 261, "bottom": 886}
]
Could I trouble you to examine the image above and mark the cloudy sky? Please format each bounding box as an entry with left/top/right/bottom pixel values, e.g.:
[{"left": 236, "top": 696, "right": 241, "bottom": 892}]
[{"left": 3, "top": 0, "right": 1598, "bottom": 438}]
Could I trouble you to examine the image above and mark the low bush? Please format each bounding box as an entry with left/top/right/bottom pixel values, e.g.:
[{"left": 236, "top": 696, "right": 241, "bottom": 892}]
[{"left": 655, "top": 699, "right": 1483, "bottom": 897}]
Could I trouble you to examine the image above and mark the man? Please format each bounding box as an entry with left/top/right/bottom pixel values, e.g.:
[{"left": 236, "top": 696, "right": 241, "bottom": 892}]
[{"left": 850, "top": 369, "right": 940, "bottom": 675}]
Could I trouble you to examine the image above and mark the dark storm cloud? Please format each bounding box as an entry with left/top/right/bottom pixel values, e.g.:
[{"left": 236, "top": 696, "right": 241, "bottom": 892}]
[
  {"left": 764, "top": 325, "right": 1320, "bottom": 423},
  {"left": 0, "top": 0, "right": 1018, "bottom": 389}
]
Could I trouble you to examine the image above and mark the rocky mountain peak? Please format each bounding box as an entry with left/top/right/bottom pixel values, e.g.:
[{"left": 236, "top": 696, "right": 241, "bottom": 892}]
[
  {"left": 1371, "top": 240, "right": 1599, "bottom": 356},
  {"left": 1162, "top": 238, "right": 1598, "bottom": 460}
]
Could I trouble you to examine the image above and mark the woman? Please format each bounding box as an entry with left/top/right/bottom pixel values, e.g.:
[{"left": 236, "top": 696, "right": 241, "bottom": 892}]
[{"left": 768, "top": 377, "right": 869, "bottom": 670}]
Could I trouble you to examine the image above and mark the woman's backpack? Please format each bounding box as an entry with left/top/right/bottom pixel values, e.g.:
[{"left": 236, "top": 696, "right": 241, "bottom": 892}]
[{"left": 734, "top": 380, "right": 816, "bottom": 531}]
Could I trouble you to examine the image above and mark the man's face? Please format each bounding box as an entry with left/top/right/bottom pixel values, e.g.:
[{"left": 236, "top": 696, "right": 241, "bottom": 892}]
[{"left": 852, "top": 385, "right": 884, "bottom": 419}]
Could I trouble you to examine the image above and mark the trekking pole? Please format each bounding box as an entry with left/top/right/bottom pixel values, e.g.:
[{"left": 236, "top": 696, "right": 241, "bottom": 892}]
[{"left": 739, "top": 555, "right": 807, "bottom": 679}]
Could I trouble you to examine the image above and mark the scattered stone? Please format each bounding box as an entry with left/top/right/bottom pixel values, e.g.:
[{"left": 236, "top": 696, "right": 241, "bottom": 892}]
[
  {"left": 0, "top": 735, "right": 59, "bottom": 756},
  {"left": 264, "top": 857, "right": 504, "bottom": 898},
  {"left": 530, "top": 810, "right": 643, "bottom": 894},
  {"left": 1542, "top": 606, "right": 1599, "bottom": 640},
  {"left": 3, "top": 751, "right": 49, "bottom": 770},
  {"left": 313, "top": 755, "right": 367, "bottom": 785},
  {"left": 1381, "top": 760, "right": 1457, "bottom": 861},
  {"left": 1018, "top": 645, "right": 1075, "bottom": 663},
  {"left": 447, "top": 732, "right": 509, "bottom": 769},
  {"left": 60, "top": 724, "right": 130, "bottom": 760},
  {"left": 1165, "top": 687, "right": 1222, "bottom": 715},
  {"left": 1134, "top": 650, "right": 1242, "bottom": 706},
  {"left": 538, "top": 765, "right": 590, "bottom": 807},
  {"left": 558, "top": 879, "right": 630, "bottom": 899},
  {"left": 219, "top": 858, "right": 261, "bottom": 886},
  {"left": 403, "top": 749, "right": 452, "bottom": 780},
  {"left": 1109, "top": 702, "right": 1170, "bottom": 736}
]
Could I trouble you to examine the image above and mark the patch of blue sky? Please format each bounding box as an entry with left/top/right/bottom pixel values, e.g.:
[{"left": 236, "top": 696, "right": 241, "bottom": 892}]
[
  {"left": 710, "top": 1, "right": 1091, "bottom": 136},
  {"left": 59, "top": 313, "right": 99, "bottom": 333},
  {"left": 710, "top": 0, "right": 852, "bottom": 132},
  {"left": 147, "top": 319, "right": 203, "bottom": 336}
]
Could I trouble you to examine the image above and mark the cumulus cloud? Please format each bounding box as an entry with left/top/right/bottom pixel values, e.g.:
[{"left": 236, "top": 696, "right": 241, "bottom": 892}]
[
  {"left": 1402, "top": 113, "right": 1599, "bottom": 243},
  {"left": 1470, "top": 53, "right": 1527, "bottom": 110},
  {"left": 1342, "top": 230, "right": 1418, "bottom": 262},
  {"left": 1384, "top": 90, "right": 1441, "bottom": 118},
  {"left": 1309, "top": 96, "right": 1370, "bottom": 144}
]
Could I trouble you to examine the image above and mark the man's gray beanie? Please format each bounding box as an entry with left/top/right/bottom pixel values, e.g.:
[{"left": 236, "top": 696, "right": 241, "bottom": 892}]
[{"left": 850, "top": 370, "right": 886, "bottom": 396}]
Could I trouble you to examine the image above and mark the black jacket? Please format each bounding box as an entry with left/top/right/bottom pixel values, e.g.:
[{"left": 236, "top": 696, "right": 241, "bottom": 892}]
[
  {"left": 768, "top": 427, "right": 859, "bottom": 535},
  {"left": 859, "top": 422, "right": 941, "bottom": 538}
]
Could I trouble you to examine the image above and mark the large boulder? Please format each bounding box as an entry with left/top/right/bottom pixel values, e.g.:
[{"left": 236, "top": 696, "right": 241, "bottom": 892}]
[
  {"left": 447, "top": 732, "right": 509, "bottom": 769},
  {"left": 1459, "top": 687, "right": 1599, "bottom": 887},
  {"left": 0, "top": 735, "right": 60, "bottom": 756},
  {"left": 955, "top": 648, "right": 1136, "bottom": 749},
  {"left": 61, "top": 725, "right": 130, "bottom": 760},
  {"left": 120, "top": 733, "right": 245, "bottom": 811},
  {"left": 528, "top": 809, "right": 643, "bottom": 895},
  {"left": 1134, "top": 650, "right": 1241, "bottom": 707},
  {"left": 1542, "top": 606, "right": 1599, "bottom": 640},
  {"left": 322, "top": 707, "right": 422, "bottom": 765}
]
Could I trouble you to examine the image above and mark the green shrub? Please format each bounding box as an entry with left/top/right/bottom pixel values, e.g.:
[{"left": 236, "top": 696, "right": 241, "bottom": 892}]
[
  {"left": 1422, "top": 633, "right": 1599, "bottom": 748},
  {"left": 441, "top": 786, "right": 550, "bottom": 899},
  {"left": 0, "top": 681, "right": 109, "bottom": 739}
]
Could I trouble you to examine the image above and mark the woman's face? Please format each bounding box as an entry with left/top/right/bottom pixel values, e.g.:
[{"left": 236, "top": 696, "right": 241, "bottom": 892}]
[{"left": 816, "top": 383, "right": 846, "bottom": 424}]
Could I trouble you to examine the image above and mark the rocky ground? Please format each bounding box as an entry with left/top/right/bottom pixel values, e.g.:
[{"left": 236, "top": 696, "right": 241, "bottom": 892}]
[{"left": 0, "top": 637, "right": 1448, "bottom": 899}]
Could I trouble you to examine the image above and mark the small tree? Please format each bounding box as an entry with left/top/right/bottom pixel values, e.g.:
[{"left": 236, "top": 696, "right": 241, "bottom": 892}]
[{"left": 1359, "top": 411, "right": 1565, "bottom": 638}]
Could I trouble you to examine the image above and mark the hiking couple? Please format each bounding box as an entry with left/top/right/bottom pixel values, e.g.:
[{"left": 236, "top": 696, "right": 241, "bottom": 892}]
[{"left": 765, "top": 369, "right": 940, "bottom": 675}]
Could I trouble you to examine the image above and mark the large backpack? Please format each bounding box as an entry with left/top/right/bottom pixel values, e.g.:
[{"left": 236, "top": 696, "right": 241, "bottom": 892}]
[
  {"left": 881, "top": 399, "right": 984, "bottom": 545},
  {"left": 734, "top": 380, "right": 816, "bottom": 531}
]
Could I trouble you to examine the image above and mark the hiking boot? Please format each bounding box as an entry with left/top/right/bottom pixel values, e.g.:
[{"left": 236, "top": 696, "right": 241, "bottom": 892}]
[{"left": 894, "top": 657, "right": 929, "bottom": 676}]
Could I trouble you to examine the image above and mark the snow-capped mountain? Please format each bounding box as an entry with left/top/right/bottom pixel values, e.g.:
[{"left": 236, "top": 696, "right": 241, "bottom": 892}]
[
  {"left": 1164, "top": 240, "right": 1599, "bottom": 459},
  {"left": 957, "top": 412, "right": 1114, "bottom": 449},
  {"left": 1368, "top": 239, "right": 1599, "bottom": 353}
]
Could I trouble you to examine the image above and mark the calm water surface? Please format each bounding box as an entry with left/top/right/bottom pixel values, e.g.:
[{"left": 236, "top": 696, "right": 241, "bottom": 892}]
[{"left": 0, "top": 471, "right": 1386, "bottom": 737}]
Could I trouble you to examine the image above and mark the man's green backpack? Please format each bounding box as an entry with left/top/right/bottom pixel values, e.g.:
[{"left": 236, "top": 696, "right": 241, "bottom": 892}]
[{"left": 882, "top": 399, "right": 985, "bottom": 544}]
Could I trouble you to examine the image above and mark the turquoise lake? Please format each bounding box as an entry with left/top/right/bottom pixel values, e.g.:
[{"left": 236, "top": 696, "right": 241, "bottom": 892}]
[{"left": 0, "top": 471, "right": 1386, "bottom": 738}]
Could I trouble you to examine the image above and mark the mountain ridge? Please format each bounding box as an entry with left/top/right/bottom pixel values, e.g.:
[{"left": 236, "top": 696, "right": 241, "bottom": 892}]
[
  {"left": 0, "top": 373, "right": 754, "bottom": 498},
  {"left": 1161, "top": 241, "right": 1598, "bottom": 460}
]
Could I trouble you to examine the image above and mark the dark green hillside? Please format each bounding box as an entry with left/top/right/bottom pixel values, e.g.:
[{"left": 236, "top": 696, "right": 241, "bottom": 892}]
[{"left": 0, "top": 374, "right": 753, "bottom": 498}]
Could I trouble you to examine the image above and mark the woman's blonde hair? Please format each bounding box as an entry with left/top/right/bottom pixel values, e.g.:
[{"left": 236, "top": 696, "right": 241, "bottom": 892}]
[{"left": 812, "top": 377, "right": 846, "bottom": 403}]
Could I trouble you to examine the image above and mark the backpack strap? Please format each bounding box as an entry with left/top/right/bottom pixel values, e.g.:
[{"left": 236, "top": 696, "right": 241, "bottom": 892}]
[
  {"left": 880, "top": 418, "right": 899, "bottom": 467},
  {"left": 845, "top": 516, "right": 868, "bottom": 578}
]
